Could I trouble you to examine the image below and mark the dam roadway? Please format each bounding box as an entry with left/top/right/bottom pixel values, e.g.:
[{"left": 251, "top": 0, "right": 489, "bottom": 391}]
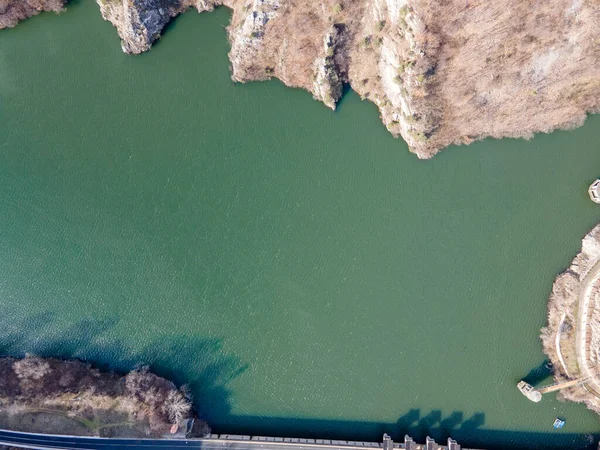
[{"left": 0, "top": 430, "right": 470, "bottom": 450}]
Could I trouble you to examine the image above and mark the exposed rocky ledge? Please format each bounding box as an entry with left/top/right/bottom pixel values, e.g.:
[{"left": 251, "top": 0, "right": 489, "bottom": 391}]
[
  {"left": 2, "top": 0, "right": 600, "bottom": 158},
  {"left": 541, "top": 223, "right": 600, "bottom": 414},
  {"left": 0, "top": 355, "right": 208, "bottom": 437}
]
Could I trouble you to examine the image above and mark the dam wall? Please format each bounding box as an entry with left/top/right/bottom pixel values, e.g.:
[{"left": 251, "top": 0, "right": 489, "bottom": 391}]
[{"left": 206, "top": 432, "right": 482, "bottom": 450}]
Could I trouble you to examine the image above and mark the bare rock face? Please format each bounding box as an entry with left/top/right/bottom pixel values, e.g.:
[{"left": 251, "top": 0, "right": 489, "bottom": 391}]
[
  {"left": 311, "top": 25, "right": 343, "bottom": 109},
  {"left": 0, "top": 0, "right": 66, "bottom": 28},
  {"left": 3, "top": 0, "right": 600, "bottom": 157},
  {"left": 96, "top": 0, "right": 223, "bottom": 54},
  {"left": 90, "top": 0, "right": 600, "bottom": 157},
  {"left": 228, "top": 0, "right": 279, "bottom": 82}
]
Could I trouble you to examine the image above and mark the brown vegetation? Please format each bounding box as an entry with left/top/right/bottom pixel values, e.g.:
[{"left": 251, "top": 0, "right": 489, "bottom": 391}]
[
  {"left": 3, "top": 0, "right": 600, "bottom": 157},
  {"left": 240, "top": 0, "right": 365, "bottom": 88},
  {"left": 0, "top": 0, "right": 65, "bottom": 28},
  {"left": 423, "top": 0, "right": 600, "bottom": 155},
  {"left": 541, "top": 223, "right": 600, "bottom": 414},
  {"left": 228, "top": 0, "right": 600, "bottom": 157},
  {"left": 0, "top": 355, "right": 197, "bottom": 437}
]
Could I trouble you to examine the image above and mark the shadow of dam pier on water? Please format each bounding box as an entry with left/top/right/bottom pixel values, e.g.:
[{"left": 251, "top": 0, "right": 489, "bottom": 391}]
[
  {"left": 218, "top": 412, "right": 598, "bottom": 450},
  {"left": 0, "top": 314, "right": 597, "bottom": 450}
]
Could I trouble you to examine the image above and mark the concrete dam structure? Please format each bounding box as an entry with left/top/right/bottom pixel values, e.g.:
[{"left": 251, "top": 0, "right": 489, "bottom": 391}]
[
  {"left": 0, "top": 429, "right": 482, "bottom": 450},
  {"left": 208, "top": 432, "right": 476, "bottom": 450}
]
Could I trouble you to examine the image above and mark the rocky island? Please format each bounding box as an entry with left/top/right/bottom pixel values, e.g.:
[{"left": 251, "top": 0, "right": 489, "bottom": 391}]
[
  {"left": 0, "top": 355, "right": 205, "bottom": 437},
  {"left": 541, "top": 223, "right": 600, "bottom": 414},
  {"left": 2, "top": 0, "right": 599, "bottom": 158}
]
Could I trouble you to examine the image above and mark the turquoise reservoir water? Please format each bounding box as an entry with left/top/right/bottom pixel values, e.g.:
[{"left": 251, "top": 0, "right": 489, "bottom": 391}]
[{"left": 2, "top": 2, "right": 600, "bottom": 448}]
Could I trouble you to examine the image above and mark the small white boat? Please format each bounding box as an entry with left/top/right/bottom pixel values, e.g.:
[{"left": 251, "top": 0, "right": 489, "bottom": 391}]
[{"left": 588, "top": 179, "right": 600, "bottom": 204}]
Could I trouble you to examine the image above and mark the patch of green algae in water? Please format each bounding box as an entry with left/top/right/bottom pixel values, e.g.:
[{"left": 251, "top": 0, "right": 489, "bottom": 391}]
[{"left": 1, "top": 1, "right": 600, "bottom": 448}]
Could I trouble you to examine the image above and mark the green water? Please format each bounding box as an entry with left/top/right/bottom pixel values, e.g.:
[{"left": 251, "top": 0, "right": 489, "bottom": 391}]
[{"left": 2, "top": 2, "right": 600, "bottom": 448}]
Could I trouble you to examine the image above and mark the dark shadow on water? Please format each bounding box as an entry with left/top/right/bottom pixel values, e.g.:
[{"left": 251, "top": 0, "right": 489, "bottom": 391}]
[
  {"left": 522, "top": 360, "right": 554, "bottom": 386},
  {"left": 335, "top": 84, "right": 354, "bottom": 110},
  {"left": 0, "top": 311, "right": 248, "bottom": 426},
  {"left": 396, "top": 408, "right": 420, "bottom": 431},
  {"left": 150, "top": 4, "right": 230, "bottom": 53},
  {"left": 440, "top": 411, "right": 463, "bottom": 431},
  {"left": 155, "top": 8, "right": 192, "bottom": 50},
  {"left": 215, "top": 412, "right": 598, "bottom": 450},
  {"left": 0, "top": 316, "right": 597, "bottom": 449},
  {"left": 461, "top": 412, "right": 485, "bottom": 433}
]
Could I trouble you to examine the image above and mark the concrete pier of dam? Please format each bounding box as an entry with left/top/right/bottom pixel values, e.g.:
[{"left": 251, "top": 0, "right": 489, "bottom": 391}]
[{"left": 203, "top": 432, "right": 476, "bottom": 450}]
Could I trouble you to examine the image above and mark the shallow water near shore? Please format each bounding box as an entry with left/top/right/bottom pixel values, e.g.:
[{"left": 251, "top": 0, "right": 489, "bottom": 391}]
[{"left": 2, "top": 1, "right": 600, "bottom": 448}]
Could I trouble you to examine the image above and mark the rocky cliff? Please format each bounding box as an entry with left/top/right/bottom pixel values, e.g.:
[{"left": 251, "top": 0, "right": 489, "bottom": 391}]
[{"left": 2, "top": 0, "right": 600, "bottom": 158}]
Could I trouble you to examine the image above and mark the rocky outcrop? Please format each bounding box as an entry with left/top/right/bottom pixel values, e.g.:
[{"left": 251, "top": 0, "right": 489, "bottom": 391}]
[
  {"left": 349, "top": 0, "right": 442, "bottom": 152},
  {"left": 227, "top": 0, "right": 279, "bottom": 82},
  {"left": 0, "top": 0, "right": 65, "bottom": 28},
  {"left": 311, "top": 25, "right": 343, "bottom": 109},
  {"left": 3, "top": 0, "right": 600, "bottom": 157},
  {"left": 96, "top": 0, "right": 224, "bottom": 54}
]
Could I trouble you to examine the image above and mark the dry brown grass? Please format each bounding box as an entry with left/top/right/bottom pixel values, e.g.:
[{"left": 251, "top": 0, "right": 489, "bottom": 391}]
[
  {"left": 227, "top": 0, "right": 600, "bottom": 156},
  {"left": 230, "top": 0, "right": 366, "bottom": 90},
  {"left": 421, "top": 0, "right": 600, "bottom": 155},
  {"left": 3, "top": 0, "right": 599, "bottom": 155},
  {"left": 0, "top": 0, "right": 65, "bottom": 28},
  {"left": 540, "top": 224, "right": 600, "bottom": 416}
]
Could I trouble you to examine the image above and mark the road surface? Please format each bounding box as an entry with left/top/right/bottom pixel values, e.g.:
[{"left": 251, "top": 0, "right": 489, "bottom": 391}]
[{"left": 0, "top": 430, "right": 388, "bottom": 450}]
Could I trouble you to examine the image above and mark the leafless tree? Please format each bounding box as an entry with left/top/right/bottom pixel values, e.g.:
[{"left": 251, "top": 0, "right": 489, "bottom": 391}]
[
  {"left": 163, "top": 390, "right": 191, "bottom": 424},
  {"left": 12, "top": 355, "right": 51, "bottom": 380}
]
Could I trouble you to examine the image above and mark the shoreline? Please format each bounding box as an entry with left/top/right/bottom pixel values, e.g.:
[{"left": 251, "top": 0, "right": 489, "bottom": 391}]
[
  {"left": 2, "top": 355, "right": 597, "bottom": 449},
  {"left": 541, "top": 223, "right": 600, "bottom": 413},
  {"left": 2, "top": 0, "right": 599, "bottom": 158},
  {"left": 0, "top": 355, "right": 206, "bottom": 439}
]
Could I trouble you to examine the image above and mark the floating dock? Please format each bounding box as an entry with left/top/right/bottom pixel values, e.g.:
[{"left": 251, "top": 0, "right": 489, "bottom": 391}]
[{"left": 517, "top": 377, "right": 588, "bottom": 403}]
